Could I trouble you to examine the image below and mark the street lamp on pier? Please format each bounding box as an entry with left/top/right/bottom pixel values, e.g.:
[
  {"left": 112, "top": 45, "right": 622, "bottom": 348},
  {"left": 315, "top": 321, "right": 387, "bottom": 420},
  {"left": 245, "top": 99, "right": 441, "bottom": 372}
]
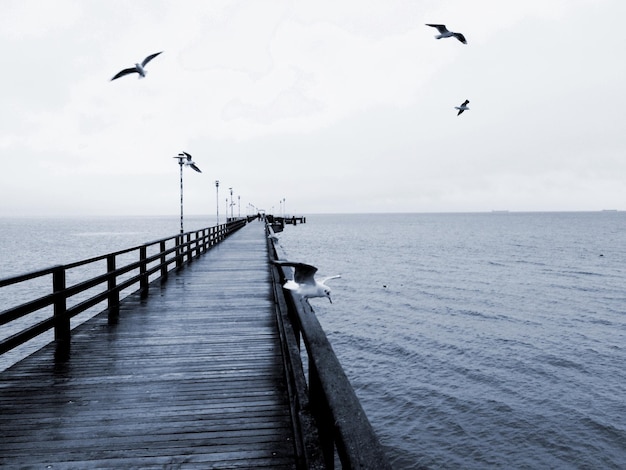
[
  {"left": 173, "top": 152, "right": 201, "bottom": 234},
  {"left": 215, "top": 180, "right": 220, "bottom": 226},
  {"left": 229, "top": 187, "right": 234, "bottom": 221}
]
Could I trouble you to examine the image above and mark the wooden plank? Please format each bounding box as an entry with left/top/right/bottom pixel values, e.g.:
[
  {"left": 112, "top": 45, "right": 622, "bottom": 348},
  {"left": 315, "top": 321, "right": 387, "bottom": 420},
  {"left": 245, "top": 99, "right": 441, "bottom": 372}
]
[{"left": 0, "top": 222, "right": 298, "bottom": 469}]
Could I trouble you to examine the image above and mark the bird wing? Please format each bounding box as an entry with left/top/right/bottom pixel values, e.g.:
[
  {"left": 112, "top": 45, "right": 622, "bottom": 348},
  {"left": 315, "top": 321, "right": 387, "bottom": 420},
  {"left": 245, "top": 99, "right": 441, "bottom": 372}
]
[
  {"left": 453, "top": 33, "right": 467, "bottom": 44},
  {"left": 181, "top": 151, "right": 193, "bottom": 161},
  {"left": 189, "top": 163, "right": 202, "bottom": 173},
  {"left": 426, "top": 24, "right": 449, "bottom": 34},
  {"left": 321, "top": 275, "right": 341, "bottom": 284},
  {"left": 273, "top": 261, "right": 318, "bottom": 286},
  {"left": 283, "top": 280, "right": 299, "bottom": 291},
  {"left": 457, "top": 108, "right": 465, "bottom": 115},
  {"left": 111, "top": 68, "right": 137, "bottom": 81},
  {"left": 142, "top": 51, "right": 163, "bottom": 67}
]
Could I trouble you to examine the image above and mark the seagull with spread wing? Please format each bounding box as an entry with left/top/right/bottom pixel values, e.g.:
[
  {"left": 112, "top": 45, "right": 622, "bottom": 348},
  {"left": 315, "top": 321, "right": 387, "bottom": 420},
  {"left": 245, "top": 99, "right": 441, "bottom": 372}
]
[
  {"left": 111, "top": 51, "right": 163, "bottom": 81},
  {"left": 179, "top": 152, "right": 202, "bottom": 173},
  {"left": 455, "top": 99, "right": 470, "bottom": 115},
  {"left": 273, "top": 260, "right": 341, "bottom": 303},
  {"left": 425, "top": 24, "right": 467, "bottom": 44}
]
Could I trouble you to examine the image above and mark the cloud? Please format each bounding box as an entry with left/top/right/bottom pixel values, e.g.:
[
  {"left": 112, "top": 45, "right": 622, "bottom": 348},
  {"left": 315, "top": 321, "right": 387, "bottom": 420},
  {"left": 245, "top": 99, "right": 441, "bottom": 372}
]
[
  {"left": 0, "top": 0, "right": 83, "bottom": 39},
  {"left": 1, "top": 0, "right": 625, "bottom": 216}
]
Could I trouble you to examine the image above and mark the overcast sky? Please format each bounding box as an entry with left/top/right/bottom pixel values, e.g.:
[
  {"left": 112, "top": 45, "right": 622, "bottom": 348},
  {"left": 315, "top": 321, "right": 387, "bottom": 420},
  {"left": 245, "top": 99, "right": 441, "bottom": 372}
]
[{"left": 1, "top": 0, "right": 625, "bottom": 217}]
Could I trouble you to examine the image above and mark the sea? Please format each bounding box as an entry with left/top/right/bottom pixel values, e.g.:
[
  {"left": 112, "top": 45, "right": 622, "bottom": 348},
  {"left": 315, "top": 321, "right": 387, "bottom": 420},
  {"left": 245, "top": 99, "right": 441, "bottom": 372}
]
[{"left": 1, "top": 212, "right": 625, "bottom": 469}]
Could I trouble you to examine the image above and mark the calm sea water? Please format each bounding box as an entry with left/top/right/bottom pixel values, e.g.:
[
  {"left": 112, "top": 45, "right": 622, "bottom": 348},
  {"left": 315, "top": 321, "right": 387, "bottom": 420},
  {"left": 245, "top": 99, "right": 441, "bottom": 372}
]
[
  {"left": 1, "top": 212, "right": 625, "bottom": 468},
  {"left": 276, "top": 212, "right": 626, "bottom": 469}
]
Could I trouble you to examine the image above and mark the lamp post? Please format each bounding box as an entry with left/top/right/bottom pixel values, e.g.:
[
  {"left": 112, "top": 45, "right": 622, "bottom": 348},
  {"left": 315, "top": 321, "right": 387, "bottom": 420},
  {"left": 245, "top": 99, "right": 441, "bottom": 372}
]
[
  {"left": 215, "top": 180, "right": 220, "bottom": 226},
  {"left": 229, "top": 187, "right": 234, "bottom": 221},
  {"left": 173, "top": 152, "right": 201, "bottom": 234},
  {"left": 238, "top": 195, "right": 241, "bottom": 218}
]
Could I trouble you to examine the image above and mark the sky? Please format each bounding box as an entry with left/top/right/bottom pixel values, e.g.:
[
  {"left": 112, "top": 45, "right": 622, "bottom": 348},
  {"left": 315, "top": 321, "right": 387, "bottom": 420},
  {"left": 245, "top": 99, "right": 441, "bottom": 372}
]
[{"left": 1, "top": 0, "right": 625, "bottom": 218}]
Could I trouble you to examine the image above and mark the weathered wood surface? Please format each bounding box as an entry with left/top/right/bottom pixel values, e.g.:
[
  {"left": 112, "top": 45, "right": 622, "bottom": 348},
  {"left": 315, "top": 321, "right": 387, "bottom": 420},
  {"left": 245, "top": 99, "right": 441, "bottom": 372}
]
[{"left": 0, "top": 220, "right": 297, "bottom": 469}]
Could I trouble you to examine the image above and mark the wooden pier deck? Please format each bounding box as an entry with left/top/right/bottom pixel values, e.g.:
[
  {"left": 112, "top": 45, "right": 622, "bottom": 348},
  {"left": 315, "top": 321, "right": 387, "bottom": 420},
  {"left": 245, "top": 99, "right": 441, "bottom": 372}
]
[{"left": 0, "top": 221, "right": 297, "bottom": 469}]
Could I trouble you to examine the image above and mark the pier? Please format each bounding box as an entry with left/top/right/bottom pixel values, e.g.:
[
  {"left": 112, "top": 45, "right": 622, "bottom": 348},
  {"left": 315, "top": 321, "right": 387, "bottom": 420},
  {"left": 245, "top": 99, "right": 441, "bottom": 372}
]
[{"left": 0, "top": 218, "right": 390, "bottom": 469}]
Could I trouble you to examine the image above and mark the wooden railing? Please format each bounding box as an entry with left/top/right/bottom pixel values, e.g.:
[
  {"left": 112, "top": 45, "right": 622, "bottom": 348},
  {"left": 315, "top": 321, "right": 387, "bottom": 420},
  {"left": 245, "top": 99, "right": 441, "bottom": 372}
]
[
  {"left": 0, "top": 219, "right": 247, "bottom": 356},
  {"left": 267, "top": 226, "right": 392, "bottom": 470}
]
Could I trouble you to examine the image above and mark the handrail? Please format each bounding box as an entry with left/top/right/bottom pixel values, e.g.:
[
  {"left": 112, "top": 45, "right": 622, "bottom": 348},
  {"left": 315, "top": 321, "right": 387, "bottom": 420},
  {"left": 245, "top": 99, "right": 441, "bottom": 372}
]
[
  {"left": 0, "top": 219, "right": 247, "bottom": 356},
  {"left": 267, "top": 225, "right": 391, "bottom": 470}
]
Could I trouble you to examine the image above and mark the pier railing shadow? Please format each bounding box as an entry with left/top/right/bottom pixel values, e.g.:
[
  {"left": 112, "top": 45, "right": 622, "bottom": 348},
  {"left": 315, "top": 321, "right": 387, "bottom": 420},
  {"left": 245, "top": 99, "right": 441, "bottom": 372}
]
[
  {"left": 267, "top": 225, "right": 392, "bottom": 470},
  {"left": 0, "top": 219, "right": 248, "bottom": 358}
]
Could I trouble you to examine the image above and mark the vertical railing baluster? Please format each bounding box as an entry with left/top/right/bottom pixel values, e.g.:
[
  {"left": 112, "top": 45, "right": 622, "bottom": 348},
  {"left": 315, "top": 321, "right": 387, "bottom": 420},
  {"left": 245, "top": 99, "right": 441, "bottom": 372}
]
[
  {"left": 107, "top": 254, "right": 119, "bottom": 320},
  {"left": 160, "top": 240, "right": 168, "bottom": 279},
  {"left": 176, "top": 235, "right": 183, "bottom": 270},
  {"left": 140, "top": 245, "right": 148, "bottom": 298},
  {"left": 52, "top": 266, "right": 69, "bottom": 343},
  {"left": 309, "top": 363, "right": 335, "bottom": 469},
  {"left": 186, "top": 233, "right": 192, "bottom": 263}
]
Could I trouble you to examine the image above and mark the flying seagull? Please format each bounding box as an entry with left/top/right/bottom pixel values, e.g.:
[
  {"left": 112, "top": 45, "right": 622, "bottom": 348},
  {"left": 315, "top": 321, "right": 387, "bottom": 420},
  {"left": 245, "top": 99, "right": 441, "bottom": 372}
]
[
  {"left": 178, "top": 152, "right": 202, "bottom": 173},
  {"left": 272, "top": 260, "right": 341, "bottom": 303},
  {"left": 111, "top": 51, "right": 163, "bottom": 81},
  {"left": 455, "top": 99, "right": 470, "bottom": 116},
  {"left": 426, "top": 24, "right": 467, "bottom": 44}
]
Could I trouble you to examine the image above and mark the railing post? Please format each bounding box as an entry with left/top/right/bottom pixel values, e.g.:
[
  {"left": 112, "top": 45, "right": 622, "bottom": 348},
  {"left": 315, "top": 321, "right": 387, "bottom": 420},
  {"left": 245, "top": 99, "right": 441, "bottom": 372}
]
[
  {"left": 309, "top": 363, "right": 335, "bottom": 469},
  {"left": 140, "top": 245, "right": 148, "bottom": 298},
  {"left": 52, "top": 266, "right": 69, "bottom": 343},
  {"left": 160, "top": 240, "right": 168, "bottom": 279},
  {"left": 107, "top": 254, "right": 119, "bottom": 320},
  {"left": 176, "top": 235, "right": 183, "bottom": 270},
  {"left": 186, "top": 233, "right": 192, "bottom": 263}
]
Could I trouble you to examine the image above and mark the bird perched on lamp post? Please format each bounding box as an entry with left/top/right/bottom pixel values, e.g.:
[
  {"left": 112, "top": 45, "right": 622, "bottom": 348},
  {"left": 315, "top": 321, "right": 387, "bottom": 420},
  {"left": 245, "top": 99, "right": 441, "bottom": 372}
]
[
  {"left": 179, "top": 151, "right": 202, "bottom": 173},
  {"left": 173, "top": 151, "right": 202, "bottom": 234}
]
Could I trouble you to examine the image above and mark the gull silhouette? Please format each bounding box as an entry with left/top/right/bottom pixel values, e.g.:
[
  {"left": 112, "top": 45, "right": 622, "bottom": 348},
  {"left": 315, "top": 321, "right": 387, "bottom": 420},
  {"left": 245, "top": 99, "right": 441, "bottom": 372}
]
[
  {"left": 111, "top": 51, "right": 163, "bottom": 81},
  {"left": 455, "top": 99, "right": 470, "bottom": 115},
  {"left": 273, "top": 260, "right": 341, "bottom": 303},
  {"left": 426, "top": 24, "right": 467, "bottom": 44},
  {"left": 179, "top": 152, "right": 202, "bottom": 173}
]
